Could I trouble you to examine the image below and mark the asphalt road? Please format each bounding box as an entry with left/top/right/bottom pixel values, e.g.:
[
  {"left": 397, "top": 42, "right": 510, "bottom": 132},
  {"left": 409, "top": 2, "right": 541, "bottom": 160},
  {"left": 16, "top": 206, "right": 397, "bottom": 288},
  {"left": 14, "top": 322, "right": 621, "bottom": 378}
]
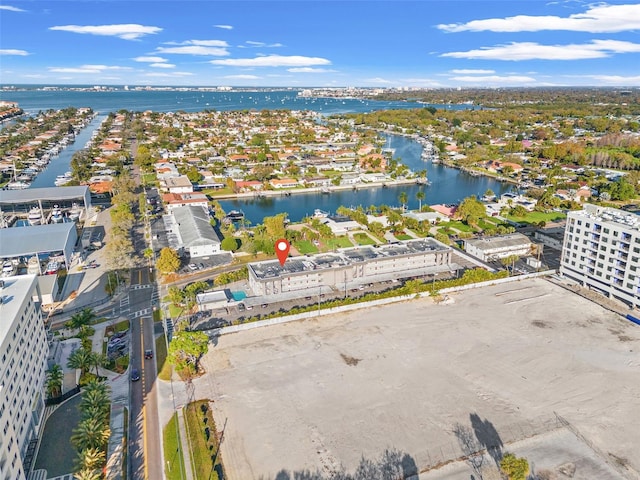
[{"left": 128, "top": 267, "right": 162, "bottom": 480}]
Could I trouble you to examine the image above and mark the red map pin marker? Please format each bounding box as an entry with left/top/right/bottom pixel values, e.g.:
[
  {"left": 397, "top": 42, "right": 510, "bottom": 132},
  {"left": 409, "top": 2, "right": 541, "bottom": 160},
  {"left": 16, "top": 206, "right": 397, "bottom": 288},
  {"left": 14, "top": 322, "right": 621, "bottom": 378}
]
[{"left": 275, "top": 238, "right": 290, "bottom": 266}]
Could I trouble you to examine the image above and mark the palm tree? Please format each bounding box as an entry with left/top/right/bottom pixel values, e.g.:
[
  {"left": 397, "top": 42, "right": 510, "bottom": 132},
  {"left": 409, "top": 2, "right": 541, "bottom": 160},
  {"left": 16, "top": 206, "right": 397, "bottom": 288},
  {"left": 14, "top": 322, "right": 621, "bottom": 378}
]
[
  {"left": 81, "top": 390, "right": 110, "bottom": 420},
  {"left": 75, "top": 447, "right": 105, "bottom": 472},
  {"left": 66, "top": 308, "right": 96, "bottom": 330},
  {"left": 67, "top": 348, "right": 92, "bottom": 377},
  {"left": 46, "top": 364, "right": 64, "bottom": 398},
  {"left": 398, "top": 191, "right": 408, "bottom": 211},
  {"left": 71, "top": 417, "right": 110, "bottom": 450},
  {"left": 73, "top": 467, "right": 102, "bottom": 480},
  {"left": 416, "top": 191, "right": 426, "bottom": 211},
  {"left": 88, "top": 352, "right": 108, "bottom": 377}
]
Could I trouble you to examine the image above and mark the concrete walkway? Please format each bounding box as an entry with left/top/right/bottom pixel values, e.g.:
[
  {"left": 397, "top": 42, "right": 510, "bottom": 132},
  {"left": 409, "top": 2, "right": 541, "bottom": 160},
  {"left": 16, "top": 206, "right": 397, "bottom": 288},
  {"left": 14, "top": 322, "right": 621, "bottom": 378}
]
[{"left": 177, "top": 406, "right": 195, "bottom": 480}]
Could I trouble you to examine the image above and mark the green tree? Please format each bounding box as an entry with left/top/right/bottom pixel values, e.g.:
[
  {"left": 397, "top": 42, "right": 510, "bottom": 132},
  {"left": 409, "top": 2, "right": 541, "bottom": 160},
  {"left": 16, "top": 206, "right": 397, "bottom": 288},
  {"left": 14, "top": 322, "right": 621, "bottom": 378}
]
[
  {"left": 73, "top": 468, "right": 102, "bottom": 480},
  {"left": 398, "top": 191, "right": 408, "bottom": 210},
  {"left": 168, "top": 286, "right": 185, "bottom": 305},
  {"left": 500, "top": 452, "right": 529, "bottom": 480},
  {"left": 157, "top": 247, "right": 181, "bottom": 274},
  {"left": 511, "top": 205, "right": 528, "bottom": 218},
  {"left": 66, "top": 308, "right": 96, "bottom": 330},
  {"left": 134, "top": 144, "right": 153, "bottom": 171},
  {"left": 71, "top": 417, "right": 110, "bottom": 450},
  {"left": 105, "top": 236, "right": 135, "bottom": 270},
  {"left": 67, "top": 348, "right": 93, "bottom": 376},
  {"left": 456, "top": 195, "right": 486, "bottom": 224},
  {"left": 221, "top": 236, "right": 239, "bottom": 251},
  {"left": 74, "top": 447, "right": 105, "bottom": 474},
  {"left": 416, "top": 190, "right": 426, "bottom": 211},
  {"left": 263, "top": 213, "right": 287, "bottom": 240},
  {"left": 168, "top": 331, "right": 209, "bottom": 376},
  {"left": 88, "top": 352, "right": 108, "bottom": 377},
  {"left": 46, "top": 364, "right": 63, "bottom": 398}
]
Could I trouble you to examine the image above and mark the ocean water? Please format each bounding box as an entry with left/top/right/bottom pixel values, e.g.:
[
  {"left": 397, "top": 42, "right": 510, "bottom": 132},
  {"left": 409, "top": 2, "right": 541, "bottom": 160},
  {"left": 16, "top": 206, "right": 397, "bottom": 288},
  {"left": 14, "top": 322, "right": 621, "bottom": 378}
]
[{"left": 0, "top": 87, "right": 474, "bottom": 115}]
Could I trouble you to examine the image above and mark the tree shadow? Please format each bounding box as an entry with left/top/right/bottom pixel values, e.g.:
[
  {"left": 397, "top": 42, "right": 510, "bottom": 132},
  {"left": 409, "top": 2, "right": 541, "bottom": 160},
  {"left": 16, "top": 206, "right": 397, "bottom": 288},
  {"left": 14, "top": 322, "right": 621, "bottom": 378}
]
[
  {"left": 260, "top": 447, "right": 418, "bottom": 480},
  {"left": 469, "top": 413, "right": 503, "bottom": 466}
]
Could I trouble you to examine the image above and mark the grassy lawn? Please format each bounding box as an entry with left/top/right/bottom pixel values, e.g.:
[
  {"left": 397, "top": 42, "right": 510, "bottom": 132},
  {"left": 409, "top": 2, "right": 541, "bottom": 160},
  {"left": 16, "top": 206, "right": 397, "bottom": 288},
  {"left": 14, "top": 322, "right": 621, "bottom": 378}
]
[
  {"left": 323, "top": 236, "right": 353, "bottom": 250},
  {"left": 163, "top": 413, "right": 186, "bottom": 480},
  {"left": 506, "top": 211, "right": 567, "bottom": 225},
  {"left": 203, "top": 187, "right": 234, "bottom": 197},
  {"left": 156, "top": 335, "right": 172, "bottom": 381},
  {"left": 168, "top": 303, "right": 183, "bottom": 318},
  {"left": 395, "top": 234, "right": 413, "bottom": 241},
  {"left": 142, "top": 173, "right": 157, "bottom": 186},
  {"left": 444, "top": 220, "right": 475, "bottom": 232},
  {"left": 184, "top": 400, "right": 223, "bottom": 480},
  {"left": 294, "top": 240, "right": 319, "bottom": 255},
  {"left": 353, "top": 232, "right": 377, "bottom": 246}
]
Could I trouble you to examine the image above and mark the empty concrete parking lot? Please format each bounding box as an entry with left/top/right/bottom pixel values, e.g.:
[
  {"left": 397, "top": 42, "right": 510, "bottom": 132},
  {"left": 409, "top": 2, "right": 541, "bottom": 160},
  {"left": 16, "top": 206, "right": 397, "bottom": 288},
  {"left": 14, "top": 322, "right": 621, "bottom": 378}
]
[{"left": 200, "top": 278, "right": 640, "bottom": 479}]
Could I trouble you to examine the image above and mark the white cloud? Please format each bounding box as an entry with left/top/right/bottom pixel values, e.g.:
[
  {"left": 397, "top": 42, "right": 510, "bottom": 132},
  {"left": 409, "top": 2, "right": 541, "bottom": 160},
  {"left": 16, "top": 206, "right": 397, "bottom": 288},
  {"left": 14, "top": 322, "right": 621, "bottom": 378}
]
[
  {"left": 156, "top": 41, "right": 229, "bottom": 56},
  {"left": 142, "top": 71, "right": 194, "bottom": 77},
  {"left": 450, "top": 75, "right": 537, "bottom": 84},
  {"left": 0, "top": 49, "right": 29, "bottom": 56},
  {"left": 450, "top": 69, "right": 495, "bottom": 74},
  {"left": 0, "top": 5, "right": 26, "bottom": 12},
  {"left": 287, "top": 67, "right": 336, "bottom": 73},
  {"left": 150, "top": 63, "right": 175, "bottom": 68},
  {"left": 243, "top": 41, "right": 284, "bottom": 48},
  {"left": 133, "top": 56, "right": 168, "bottom": 63},
  {"left": 224, "top": 74, "right": 260, "bottom": 80},
  {"left": 49, "top": 24, "right": 161, "bottom": 40},
  {"left": 438, "top": 3, "right": 640, "bottom": 33},
  {"left": 210, "top": 55, "right": 331, "bottom": 67},
  {"left": 214, "top": 24, "right": 233, "bottom": 30},
  {"left": 441, "top": 40, "right": 640, "bottom": 61},
  {"left": 156, "top": 45, "right": 229, "bottom": 56},
  {"left": 163, "top": 39, "right": 228, "bottom": 47},
  {"left": 48, "top": 64, "right": 132, "bottom": 73}
]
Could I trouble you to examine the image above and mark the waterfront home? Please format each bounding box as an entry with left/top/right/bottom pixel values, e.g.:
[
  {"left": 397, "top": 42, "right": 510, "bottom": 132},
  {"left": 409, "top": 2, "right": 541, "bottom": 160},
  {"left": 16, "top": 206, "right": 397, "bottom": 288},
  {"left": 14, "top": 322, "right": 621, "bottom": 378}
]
[
  {"left": 360, "top": 173, "right": 387, "bottom": 183},
  {"left": 359, "top": 153, "right": 387, "bottom": 172},
  {"left": 234, "top": 180, "right": 263, "bottom": 192},
  {"left": 430, "top": 204, "right": 458, "bottom": 218},
  {"left": 163, "top": 205, "right": 221, "bottom": 258},
  {"left": 270, "top": 178, "right": 299, "bottom": 189},
  {"left": 320, "top": 215, "right": 363, "bottom": 235},
  {"left": 303, "top": 176, "right": 332, "bottom": 188},
  {"left": 403, "top": 211, "right": 448, "bottom": 225},
  {"left": 162, "top": 175, "right": 194, "bottom": 194},
  {"left": 163, "top": 192, "right": 209, "bottom": 213}
]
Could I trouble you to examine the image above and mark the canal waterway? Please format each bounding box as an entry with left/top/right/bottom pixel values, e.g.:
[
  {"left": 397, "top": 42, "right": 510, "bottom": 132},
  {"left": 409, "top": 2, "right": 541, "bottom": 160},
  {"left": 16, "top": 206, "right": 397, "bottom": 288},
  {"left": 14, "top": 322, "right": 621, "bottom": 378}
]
[
  {"left": 219, "top": 134, "right": 514, "bottom": 225},
  {"left": 28, "top": 114, "right": 107, "bottom": 189}
]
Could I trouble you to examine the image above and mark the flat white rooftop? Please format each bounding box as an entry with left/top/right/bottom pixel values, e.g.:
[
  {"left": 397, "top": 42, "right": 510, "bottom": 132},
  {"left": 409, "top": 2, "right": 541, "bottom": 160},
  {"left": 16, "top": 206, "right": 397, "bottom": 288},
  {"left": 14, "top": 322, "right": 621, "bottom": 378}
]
[{"left": 0, "top": 275, "right": 38, "bottom": 343}]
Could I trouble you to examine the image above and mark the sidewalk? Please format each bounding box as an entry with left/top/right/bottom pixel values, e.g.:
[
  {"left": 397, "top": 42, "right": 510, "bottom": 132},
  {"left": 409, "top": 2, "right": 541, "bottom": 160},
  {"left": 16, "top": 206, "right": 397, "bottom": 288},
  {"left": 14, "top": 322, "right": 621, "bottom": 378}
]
[{"left": 177, "top": 406, "right": 195, "bottom": 480}]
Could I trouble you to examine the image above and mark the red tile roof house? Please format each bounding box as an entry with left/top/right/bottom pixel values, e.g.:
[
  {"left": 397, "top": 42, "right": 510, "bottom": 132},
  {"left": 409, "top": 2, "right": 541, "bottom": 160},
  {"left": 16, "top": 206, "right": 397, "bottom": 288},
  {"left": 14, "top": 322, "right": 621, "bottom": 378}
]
[
  {"left": 234, "top": 180, "right": 263, "bottom": 191},
  {"left": 430, "top": 204, "right": 458, "bottom": 218}
]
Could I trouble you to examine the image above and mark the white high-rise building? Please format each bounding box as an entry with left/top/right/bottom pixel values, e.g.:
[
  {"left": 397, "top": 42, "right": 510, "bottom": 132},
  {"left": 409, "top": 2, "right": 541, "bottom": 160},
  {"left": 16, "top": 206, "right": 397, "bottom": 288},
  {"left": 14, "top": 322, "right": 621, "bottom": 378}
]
[
  {"left": 0, "top": 275, "right": 48, "bottom": 480},
  {"left": 560, "top": 204, "right": 640, "bottom": 307}
]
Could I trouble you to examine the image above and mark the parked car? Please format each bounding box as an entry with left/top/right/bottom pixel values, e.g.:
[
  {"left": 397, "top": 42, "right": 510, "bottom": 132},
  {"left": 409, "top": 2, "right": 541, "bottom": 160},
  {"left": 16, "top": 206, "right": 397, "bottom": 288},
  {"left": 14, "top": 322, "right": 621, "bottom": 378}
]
[{"left": 188, "top": 263, "right": 198, "bottom": 271}]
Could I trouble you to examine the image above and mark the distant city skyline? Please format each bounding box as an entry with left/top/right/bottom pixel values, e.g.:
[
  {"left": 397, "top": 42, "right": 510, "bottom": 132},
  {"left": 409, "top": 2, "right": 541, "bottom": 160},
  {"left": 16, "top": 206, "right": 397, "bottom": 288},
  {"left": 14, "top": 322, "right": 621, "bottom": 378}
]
[{"left": 1, "top": 1, "right": 640, "bottom": 87}]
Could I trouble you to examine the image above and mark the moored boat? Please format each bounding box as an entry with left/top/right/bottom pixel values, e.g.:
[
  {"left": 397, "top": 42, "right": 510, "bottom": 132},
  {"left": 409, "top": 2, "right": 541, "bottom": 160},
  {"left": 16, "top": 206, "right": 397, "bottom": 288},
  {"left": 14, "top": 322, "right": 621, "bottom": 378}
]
[
  {"left": 27, "top": 207, "right": 42, "bottom": 226},
  {"left": 51, "top": 205, "right": 63, "bottom": 223}
]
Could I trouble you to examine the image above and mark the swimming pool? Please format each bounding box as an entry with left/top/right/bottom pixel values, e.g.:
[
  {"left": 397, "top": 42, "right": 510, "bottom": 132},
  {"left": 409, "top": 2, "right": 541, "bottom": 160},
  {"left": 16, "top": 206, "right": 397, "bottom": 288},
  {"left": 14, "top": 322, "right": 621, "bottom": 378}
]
[{"left": 231, "top": 291, "right": 247, "bottom": 301}]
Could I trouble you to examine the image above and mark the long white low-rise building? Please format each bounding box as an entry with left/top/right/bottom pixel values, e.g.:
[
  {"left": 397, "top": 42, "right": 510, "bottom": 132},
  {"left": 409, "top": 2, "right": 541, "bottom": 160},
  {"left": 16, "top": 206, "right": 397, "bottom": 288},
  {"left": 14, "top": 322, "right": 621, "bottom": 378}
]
[
  {"left": 0, "top": 275, "right": 48, "bottom": 480},
  {"left": 163, "top": 205, "right": 221, "bottom": 258},
  {"left": 248, "top": 238, "right": 453, "bottom": 297},
  {"left": 464, "top": 233, "right": 532, "bottom": 261}
]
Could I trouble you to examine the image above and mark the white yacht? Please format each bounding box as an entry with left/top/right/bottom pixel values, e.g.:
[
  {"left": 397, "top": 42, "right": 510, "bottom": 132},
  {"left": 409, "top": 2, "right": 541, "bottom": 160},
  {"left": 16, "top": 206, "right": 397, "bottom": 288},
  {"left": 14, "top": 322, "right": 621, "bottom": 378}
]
[
  {"left": 313, "top": 209, "right": 329, "bottom": 218},
  {"left": 68, "top": 203, "right": 82, "bottom": 221},
  {"left": 54, "top": 172, "right": 72, "bottom": 186},
  {"left": 51, "top": 205, "right": 63, "bottom": 223},
  {"left": 27, "top": 256, "right": 40, "bottom": 275},
  {"left": 27, "top": 207, "right": 42, "bottom": 226},
  {"left": 2, "top": 261, "right": 17, "bottom": 277}
]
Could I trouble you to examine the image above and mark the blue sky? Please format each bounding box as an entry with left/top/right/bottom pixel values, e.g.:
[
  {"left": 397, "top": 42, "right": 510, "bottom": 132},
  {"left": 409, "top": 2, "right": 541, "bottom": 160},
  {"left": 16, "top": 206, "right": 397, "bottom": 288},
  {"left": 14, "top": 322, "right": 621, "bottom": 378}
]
[{"left": 1, "top": 0, "right": 640, "bottom": 87}]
